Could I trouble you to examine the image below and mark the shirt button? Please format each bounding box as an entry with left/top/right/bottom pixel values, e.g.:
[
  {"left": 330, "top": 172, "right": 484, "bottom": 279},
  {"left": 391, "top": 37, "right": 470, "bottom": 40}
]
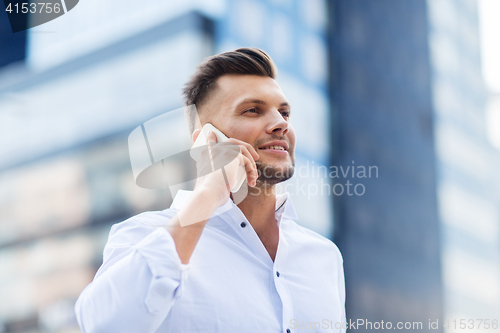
[
  {"left": 276, "top": 271, "right": 280, "bottom": 277},
  {"left": 240, "top": 222, "right": 246, "bottom": 228},
  {"left": 286, "top": 329, "right": 291, "bottom": 333}
]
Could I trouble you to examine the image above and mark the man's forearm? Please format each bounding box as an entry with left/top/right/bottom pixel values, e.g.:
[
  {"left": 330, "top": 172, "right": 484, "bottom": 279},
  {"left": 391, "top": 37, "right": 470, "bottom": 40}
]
[{"left": 165, "top": 189, "right": 220, "bottom": 264}]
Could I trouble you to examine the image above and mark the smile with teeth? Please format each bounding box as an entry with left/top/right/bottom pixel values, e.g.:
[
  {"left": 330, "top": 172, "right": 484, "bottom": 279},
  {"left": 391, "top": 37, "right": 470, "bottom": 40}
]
[{"left": 259, "top": 145, "right": 286, "bottom": 150}]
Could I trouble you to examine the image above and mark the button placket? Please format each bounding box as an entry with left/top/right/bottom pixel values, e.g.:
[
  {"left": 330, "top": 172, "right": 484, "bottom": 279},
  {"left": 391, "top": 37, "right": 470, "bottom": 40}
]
[
  {"left": 273, "top": 223, "right": 294, "bottom": 333},
  {"left": 226, "top": 207, "right": 274, "bottom": 269}
]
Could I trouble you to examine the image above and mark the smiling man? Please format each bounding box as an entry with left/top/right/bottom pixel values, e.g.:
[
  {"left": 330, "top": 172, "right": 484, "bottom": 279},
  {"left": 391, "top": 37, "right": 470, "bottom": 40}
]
[{"left": 75, "top": 48, "right": 346, "bottom": 333}]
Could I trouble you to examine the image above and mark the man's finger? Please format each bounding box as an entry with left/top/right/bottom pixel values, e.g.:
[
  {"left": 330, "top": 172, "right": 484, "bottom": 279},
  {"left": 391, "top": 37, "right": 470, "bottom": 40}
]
[
  {"left": 238, "top": 145, "right": 257, "bottom": 173},
  {"left": 227, "top": 138, "right": 259, "bottom": 160},
  {"left": 206, "top": 131, "right": 217, "bottom": 171},
  {"left": 206, "top": 131, "right": 218, "bottom": 143},
  {"left": 240, "top": 155, "right": 258, "bottom": 187}
]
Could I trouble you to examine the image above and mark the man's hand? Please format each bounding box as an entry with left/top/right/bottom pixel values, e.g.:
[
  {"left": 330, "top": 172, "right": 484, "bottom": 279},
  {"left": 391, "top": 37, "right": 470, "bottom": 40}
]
[
  {"left": 192, "top": 130, "right": 259, "bottom": 210},
  {"left": 166, "top": 130, "right": 259, "bottom": 264}
]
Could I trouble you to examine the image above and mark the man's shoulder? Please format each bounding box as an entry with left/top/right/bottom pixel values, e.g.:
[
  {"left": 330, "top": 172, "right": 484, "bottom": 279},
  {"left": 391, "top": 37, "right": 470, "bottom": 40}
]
[{"left": 284, "top": 219, "right": 343, "bottom": 261}]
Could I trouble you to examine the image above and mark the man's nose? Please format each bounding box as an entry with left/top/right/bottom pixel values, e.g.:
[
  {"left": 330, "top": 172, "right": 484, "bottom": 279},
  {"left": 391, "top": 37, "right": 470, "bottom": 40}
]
[{"left": 266, "top": 110, "right": 289, "bottom": 136}]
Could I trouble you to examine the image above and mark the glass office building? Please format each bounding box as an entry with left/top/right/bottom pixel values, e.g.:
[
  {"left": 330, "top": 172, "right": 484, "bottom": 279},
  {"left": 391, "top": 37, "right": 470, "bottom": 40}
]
[
  {"left": 427, "top": 0, "right": 500, "bottom": 327},
  {"left": 331, "top": 0, "right": 500, "bottom": 332}
]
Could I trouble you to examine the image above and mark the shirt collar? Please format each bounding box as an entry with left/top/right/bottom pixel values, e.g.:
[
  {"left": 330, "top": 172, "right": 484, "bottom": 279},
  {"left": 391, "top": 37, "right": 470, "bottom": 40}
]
[
  {"left": 275, "top": 192, "right": 299, "bottom": 221},
  {"left": 170, "top": 190, "right": 298, "bottom": 221}
]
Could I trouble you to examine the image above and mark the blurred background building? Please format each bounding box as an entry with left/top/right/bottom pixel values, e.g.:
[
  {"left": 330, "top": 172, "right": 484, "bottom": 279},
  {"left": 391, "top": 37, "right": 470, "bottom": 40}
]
[
  {"left": 0, "top": 0, "right": 498, "bottom": 332},
  {"left": 331, "top": 1, "right": 500, "bottom": 332}
]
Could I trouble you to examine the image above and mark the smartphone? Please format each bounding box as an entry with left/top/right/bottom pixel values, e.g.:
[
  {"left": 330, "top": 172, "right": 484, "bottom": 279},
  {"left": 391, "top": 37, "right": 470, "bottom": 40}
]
[{"left": 190, "top": 123, "right": 247, "bottom": 193}]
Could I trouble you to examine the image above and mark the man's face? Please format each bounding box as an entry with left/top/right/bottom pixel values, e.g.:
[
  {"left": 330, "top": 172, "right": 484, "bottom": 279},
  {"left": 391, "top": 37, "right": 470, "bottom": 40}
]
[{"left": 201, "top": 74, "right": 296, "bottom": 185}]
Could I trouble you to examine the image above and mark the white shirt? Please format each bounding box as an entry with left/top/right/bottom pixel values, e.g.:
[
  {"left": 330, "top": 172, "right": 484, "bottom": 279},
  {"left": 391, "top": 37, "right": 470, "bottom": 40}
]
[{"left": 75, "top": 190, "right": 346, "bottom": 333}]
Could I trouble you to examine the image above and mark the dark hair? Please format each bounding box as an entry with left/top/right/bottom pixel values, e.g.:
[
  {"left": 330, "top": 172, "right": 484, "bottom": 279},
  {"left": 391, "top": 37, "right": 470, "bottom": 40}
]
[{"left": 183, "top": 47, "right": 277, "bottom": 133}]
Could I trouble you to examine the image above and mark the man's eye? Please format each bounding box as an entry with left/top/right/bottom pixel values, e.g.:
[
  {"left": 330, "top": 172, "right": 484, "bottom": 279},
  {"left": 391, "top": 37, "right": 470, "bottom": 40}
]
[
  {"left": 281, "top": 111, "right": 290, "bottom": 118},
  {"left": 245, "top": 108, "right": 258, "bottom": 113}
]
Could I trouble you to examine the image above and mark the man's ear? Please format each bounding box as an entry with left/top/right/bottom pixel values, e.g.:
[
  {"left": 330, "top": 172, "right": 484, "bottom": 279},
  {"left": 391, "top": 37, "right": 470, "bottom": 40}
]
[{"left": 192, "top": 129, "right": 202, "bottom": 143}]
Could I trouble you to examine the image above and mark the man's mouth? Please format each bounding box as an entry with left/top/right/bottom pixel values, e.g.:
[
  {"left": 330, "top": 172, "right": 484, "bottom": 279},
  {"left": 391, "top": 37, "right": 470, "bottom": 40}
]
[
  {"left": 257, "top": 140, "right": 289, "bottom": 151},
  {"left": 259, "top": 145, "right": 286, "bottom": 150}
]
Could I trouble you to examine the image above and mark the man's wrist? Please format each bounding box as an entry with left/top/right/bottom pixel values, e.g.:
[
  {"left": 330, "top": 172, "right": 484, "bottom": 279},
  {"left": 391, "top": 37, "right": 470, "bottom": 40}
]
[{"left": 172, "top": 188, "right": 221, "bottom": 227}]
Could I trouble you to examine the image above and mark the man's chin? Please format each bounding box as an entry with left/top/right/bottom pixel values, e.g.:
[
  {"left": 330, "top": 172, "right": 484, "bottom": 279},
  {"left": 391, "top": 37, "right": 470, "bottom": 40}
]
[{"left": 255, "top": 161, "right": 295, "bottom": 185}]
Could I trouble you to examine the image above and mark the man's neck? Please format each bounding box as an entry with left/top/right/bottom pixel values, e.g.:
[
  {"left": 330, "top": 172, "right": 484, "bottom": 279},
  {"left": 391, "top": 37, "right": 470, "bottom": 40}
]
[
  {"left": 236, "top": 184, "right": 280, "bottom": 261},
  {"left": 236, "top": 184, "right": 277, "bottom": 232}
]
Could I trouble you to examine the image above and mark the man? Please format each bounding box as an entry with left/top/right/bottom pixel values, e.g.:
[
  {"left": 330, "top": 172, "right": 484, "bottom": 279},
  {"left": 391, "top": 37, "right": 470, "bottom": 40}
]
[{"left": 75, "top": 48, "right": 346, "bottom": 333}]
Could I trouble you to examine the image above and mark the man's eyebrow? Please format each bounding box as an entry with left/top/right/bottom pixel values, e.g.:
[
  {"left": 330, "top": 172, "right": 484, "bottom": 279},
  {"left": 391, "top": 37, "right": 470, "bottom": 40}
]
[{"left": 237, "top": 99, "right": 291, "bottom": 107}]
